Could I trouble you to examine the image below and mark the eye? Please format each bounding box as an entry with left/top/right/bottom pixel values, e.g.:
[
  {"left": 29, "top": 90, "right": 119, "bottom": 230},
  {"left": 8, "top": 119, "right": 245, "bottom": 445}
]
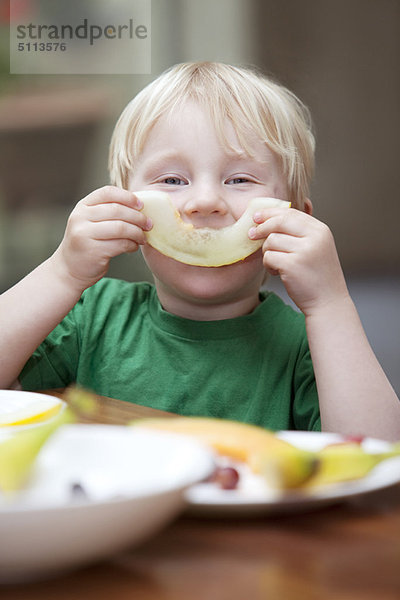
[
  {"left": 226, "top": 176, "right": 251, "bottom": 185},
  {"left": 161, "top": 176, "right": 187, "bottom": 185}
]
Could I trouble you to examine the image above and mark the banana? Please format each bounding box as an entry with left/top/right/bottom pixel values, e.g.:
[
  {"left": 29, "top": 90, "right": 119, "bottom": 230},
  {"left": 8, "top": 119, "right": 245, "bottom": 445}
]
[
  {"left": 307, "top": 441, "right": 400, "bottom": 488},
  {"left": 0, "top": 407, "right": 74, "bottom": 493},
  {"left": 131, "top": 417, "right": 318, "bottom": 489},
  {"left": 256, "top": 445, "right": 319, "bottom": 489}
]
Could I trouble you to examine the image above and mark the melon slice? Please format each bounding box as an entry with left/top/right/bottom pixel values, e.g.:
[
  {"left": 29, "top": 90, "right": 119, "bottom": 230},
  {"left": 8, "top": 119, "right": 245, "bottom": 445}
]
[{"left": 135, "top": 191, "right": 290, "bottom": 267}]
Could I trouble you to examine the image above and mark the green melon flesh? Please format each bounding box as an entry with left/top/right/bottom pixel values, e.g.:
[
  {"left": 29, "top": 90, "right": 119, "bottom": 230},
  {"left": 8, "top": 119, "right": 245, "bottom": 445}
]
[{"left": 135, "top": 191, "right": 290, "bottom": 267}]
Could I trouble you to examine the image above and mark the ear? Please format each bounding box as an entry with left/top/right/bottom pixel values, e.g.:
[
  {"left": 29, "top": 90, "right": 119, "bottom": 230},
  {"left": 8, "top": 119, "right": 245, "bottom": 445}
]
[{"left": 303, "top": 197, "right": 313, "bottom": 215}]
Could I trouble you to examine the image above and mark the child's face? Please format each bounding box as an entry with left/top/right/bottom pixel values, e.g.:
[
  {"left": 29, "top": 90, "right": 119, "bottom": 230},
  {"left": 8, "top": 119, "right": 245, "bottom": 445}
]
[{"left": 129, "top": 101, "right": 288, "bottom": 310}]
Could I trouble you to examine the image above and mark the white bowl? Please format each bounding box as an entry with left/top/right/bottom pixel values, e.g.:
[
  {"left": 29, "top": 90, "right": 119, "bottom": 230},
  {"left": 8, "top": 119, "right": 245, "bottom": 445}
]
[
  {"left": 0, "top": 424, "right": 214, "bottom": 583},
  {"left": 0, "top": 390, "right": 66, "bottom": 433}
]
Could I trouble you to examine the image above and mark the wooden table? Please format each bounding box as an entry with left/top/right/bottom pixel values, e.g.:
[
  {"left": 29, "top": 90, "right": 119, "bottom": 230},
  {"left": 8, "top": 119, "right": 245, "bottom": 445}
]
[{"left": 5, "top": 392, "right": 400, "bottom": 599}]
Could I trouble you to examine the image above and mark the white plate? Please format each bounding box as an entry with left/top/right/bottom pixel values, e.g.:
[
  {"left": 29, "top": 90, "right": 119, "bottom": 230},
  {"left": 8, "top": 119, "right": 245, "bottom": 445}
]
[
  {"left": 185, "top": 431, "right": 400, "bottom": 516},
  {"left": 0, "top": 425, "right": 214, "bottom": 583},
  {"left": 0, "top": 389, "right": 65, "bottom": 432}
]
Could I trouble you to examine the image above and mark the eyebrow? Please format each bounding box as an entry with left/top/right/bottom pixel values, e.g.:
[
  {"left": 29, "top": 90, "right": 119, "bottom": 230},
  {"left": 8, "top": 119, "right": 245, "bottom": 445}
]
[
  {"left": 137, "top": 152, "right": 257, "bottom": 178},
  {"left": 141, "top": 151, "right": 187, "bottom": 173},
  {"left": 142, "top": 149, "right": 268, "bottom": 172}
]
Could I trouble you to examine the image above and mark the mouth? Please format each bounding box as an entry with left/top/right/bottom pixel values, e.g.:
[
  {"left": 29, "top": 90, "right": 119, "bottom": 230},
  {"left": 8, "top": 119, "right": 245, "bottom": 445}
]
[
  {"left": 145, "top": 245, "right": 263, "bottom": 271},
  {"left": 136, "top": 190, "right": 289, "bottom": 268}
]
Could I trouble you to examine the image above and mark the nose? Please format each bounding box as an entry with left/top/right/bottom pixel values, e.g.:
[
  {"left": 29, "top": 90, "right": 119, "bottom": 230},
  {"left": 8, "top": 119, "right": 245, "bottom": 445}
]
[{"left": 182, "top": 184, "right": 228, "bottom": 219}]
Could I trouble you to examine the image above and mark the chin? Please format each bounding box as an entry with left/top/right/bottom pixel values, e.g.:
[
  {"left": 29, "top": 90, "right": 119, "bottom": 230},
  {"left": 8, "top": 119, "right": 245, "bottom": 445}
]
[{"left": 142, "top": 246, "right": 264, "bottom": 303}]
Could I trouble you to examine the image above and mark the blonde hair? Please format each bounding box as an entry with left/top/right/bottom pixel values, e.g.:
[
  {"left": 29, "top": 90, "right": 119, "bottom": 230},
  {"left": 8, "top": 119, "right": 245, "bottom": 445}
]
[{"left": 109, "top": 62, "right": 315, "bottom": 209}]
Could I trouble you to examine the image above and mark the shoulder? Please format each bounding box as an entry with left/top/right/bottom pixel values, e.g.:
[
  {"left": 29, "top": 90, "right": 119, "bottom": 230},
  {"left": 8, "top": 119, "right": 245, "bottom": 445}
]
[
  {"left": 256, "top": 291, "right": 310, "bottom": 360},
  {"left": 259, "top": 291, "right": 306, "bottom": 332},
  {"left": 72, "top": 278, "right": 155, "bottom": 328},
  {"left": 80, "top": 278, "right": 154, "bottom": 307}
]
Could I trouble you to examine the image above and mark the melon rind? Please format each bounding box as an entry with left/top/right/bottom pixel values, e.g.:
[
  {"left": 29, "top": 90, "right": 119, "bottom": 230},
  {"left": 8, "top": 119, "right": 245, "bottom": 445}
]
[{"left": 135, "top": 190, "right": 290, "bottom": 267}]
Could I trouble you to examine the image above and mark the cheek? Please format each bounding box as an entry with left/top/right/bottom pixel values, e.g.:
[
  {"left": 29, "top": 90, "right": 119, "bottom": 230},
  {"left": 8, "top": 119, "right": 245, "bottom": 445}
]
[
  {"left": 273, "top": 181, "right": 289, "bottom": 202},
  {"left": 230, "top": 198, "right": 252, "bottom": 221},
  {"left": 141, "top": 245, "right": 200, "bottom": 285},
  {"left": 141, "top": 245, "right": 170, "bottom": 277}
]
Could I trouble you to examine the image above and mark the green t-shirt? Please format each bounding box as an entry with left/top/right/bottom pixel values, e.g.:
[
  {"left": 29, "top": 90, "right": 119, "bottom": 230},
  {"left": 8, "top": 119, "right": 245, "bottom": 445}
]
[{"left": 20, "top": 278, "right": 320, "bottom": 431}]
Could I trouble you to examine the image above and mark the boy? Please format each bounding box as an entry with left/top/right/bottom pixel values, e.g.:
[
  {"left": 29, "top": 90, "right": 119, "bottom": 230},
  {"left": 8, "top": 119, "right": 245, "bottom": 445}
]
[{"left": 1, "top": 62, "right": 399, "bottom": 439}]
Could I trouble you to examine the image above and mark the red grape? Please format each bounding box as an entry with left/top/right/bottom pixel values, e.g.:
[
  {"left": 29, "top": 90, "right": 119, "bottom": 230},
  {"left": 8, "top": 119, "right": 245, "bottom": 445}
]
[{"left": 209, "top": 466, "right": 240, "bottom": 490}]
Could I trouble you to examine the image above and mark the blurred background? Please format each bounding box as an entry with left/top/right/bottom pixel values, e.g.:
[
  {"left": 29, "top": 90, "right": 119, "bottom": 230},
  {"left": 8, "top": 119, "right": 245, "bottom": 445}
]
[{"left": 0, "top": 0, "right": 399, "bottom": 393}]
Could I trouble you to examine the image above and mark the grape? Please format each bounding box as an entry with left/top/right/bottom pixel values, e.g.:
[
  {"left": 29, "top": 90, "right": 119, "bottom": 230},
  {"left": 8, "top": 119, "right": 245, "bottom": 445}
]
[
  {"left": 344, "top": 435, "right": 365, "bottom": 444},
  {"left": 209, "top": 466, "right": 240, "bottom": 490}
]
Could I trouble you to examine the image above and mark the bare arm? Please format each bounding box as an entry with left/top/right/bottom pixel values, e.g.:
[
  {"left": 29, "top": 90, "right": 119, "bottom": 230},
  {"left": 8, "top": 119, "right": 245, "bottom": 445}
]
[
  {"left": 0, "top": 256, "right": 83, "bottom": 388},
  {"left": 250, "top": 207, "right": 400, "bottom": 441},
  {"left": 305, "top": 295, "right": 400, "bottom": 441},
  {"left": 0, "top": 186, "right": 151, "bottom": 389}
]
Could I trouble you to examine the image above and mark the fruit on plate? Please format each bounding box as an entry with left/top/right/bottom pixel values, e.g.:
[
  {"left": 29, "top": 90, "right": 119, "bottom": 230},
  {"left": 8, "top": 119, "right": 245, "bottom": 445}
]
[
  {"left": 306, "top": 441, "right": 400, "bottom": 488},
  {"left": 135, "top": 190, "right": 290, "bottom": 267},
  {"left": 0, "top": 394, "right": 63, "bottom": 427},
  {"left": 132, "top": 417, "right": 400, "bottom": 492},
  {"left": 0, "top": 407, "right": 74, "bottom": 493},
  {"left": 131, "top": 417, "right": 317, "bottom": 489}
]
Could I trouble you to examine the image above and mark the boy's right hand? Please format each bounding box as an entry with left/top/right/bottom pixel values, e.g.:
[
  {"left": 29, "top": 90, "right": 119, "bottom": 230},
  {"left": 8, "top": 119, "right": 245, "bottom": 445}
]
[{"left": 51, "top": 186, "right": 152, "bottom": 292}]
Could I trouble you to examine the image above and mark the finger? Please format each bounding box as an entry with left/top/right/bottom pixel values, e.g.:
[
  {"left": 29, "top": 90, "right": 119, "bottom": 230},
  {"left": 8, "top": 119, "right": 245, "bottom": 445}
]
[
  {"left": 95, "top": 238, "right": 140, "bottom": 257},
  {"left": 89, "top": 220, "right": 148, "bottom": 244},
  {"left": 249, "top": 210, "right": 309, "bottom": 240},
  {"left": 262, "top": 232, "right": 300, "bottom": 253},
  {"left": 263, "top": 249, "right": 288, "bottom": 274},
  {"left": 84, "top": 186, "right": 143, "bottom": 210},
  {"left": 253, "top": 207, "right": 292, "bottom": 223},
  {"left": 86, "top": 202, "right": 152, "bottom": 231}
]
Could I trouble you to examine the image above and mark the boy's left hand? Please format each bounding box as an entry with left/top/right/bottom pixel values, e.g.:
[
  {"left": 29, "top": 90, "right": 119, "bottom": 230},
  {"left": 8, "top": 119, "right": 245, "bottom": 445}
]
[{"left": 249, "top": 208, "right": 349, "bottom": 316}]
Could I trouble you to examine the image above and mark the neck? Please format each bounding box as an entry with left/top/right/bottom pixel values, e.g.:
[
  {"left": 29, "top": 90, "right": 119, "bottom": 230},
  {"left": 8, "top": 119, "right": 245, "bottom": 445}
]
[{"left": 153, "top": 281, "right": 261, "bottom": 321}]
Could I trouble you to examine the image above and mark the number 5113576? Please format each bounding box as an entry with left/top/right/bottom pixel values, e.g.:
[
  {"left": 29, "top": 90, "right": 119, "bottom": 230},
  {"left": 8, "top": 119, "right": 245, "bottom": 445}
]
[{"left": 18, "top": 42, "right": 67, "bottom": 51}]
